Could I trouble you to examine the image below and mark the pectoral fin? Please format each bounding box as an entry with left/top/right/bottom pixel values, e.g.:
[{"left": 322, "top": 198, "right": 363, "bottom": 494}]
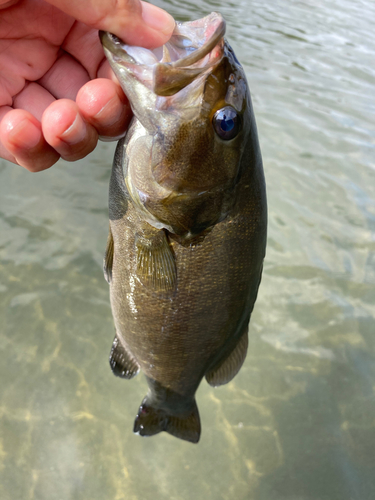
[
  {"left": 135, "top": 229, "right": 176, "bottom": 293},
  {"left": 103, "top": 226, "right": 114, "bottom": 284},
  {"left": 109, "top": 334, "right": 140, "bottom": 379},
  {"left": 205, "top": 329, "right": 249, "bottom": 387}
]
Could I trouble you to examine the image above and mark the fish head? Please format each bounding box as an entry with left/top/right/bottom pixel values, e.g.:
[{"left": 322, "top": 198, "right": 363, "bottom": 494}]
[{"left": 101, "top": 13, "right": 252, "bottom": 235}]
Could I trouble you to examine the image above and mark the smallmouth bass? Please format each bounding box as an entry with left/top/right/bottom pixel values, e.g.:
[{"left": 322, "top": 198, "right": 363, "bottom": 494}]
[{"left": 100, "top": 12, "right": 267, "bottom": 443}]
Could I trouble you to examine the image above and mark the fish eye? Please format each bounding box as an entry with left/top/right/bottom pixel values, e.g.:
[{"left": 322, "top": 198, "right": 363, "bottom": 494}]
[{"left": 212, "top": 106, "right": 241, "bottom": 141}]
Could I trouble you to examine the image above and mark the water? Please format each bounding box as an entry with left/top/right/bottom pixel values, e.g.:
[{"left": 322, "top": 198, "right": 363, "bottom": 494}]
[{"left": 1, "top": 0, "right": 374, "bottom": 498}]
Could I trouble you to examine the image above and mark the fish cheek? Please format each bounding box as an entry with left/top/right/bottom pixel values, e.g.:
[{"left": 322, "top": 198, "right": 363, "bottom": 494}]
[
  {"left": 127, "top": 134, "right": 154, "bottom": 194},
  {"left": 150, "top": 134, "right": 166, "bottom": 185},
  {"left": 150, "top": 123, "right": 206, "bottom": 192},
  {"left": 151, "top": 120, "right": 240, "bottom": 193},
  {"left": 212, "top": 133, "right": 243, "bottom": 179}
]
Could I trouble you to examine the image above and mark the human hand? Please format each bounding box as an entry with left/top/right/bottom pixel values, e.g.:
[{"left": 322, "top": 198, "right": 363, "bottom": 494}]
[{"left": 0, "top": 0, "right": 174, "bottom": 171}]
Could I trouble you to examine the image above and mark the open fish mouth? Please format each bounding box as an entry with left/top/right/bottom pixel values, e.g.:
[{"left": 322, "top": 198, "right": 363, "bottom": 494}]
[{"left": 100, "top": 12, "right": 226, "bottom": 97}]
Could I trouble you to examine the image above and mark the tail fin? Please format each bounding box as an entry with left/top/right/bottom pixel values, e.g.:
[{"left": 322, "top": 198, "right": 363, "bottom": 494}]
[{"left": 133, "top": 397, "right": 201, "bottom": 443}]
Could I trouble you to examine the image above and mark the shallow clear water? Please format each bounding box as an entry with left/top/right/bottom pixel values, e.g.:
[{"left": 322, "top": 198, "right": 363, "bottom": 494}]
[{"left": 1, "top": 0, "right": 375, "bottom": 498}]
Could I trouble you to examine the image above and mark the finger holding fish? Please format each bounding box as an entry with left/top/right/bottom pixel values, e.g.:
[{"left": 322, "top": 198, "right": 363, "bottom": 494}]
[
  {"left": 0, "top": 108, "right": 60, "bottom": 171},
  {"left": 0, "top": 0, "right": 175, "bottom": 169},
  {"left": 0, "top": 77, "right": 131, "bottom": 170}
]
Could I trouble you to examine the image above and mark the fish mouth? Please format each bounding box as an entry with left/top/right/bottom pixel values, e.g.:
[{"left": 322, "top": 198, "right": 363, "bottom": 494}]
[{"left": 100, "top": 12, "right": 225, "bottom": 97}]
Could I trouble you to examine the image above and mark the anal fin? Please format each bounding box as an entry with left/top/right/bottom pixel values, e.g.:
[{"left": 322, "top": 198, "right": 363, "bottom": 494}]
[
  {"left": 135, "top": 229, "right": 176, "bottom": 293},
  {"left": 109, "top": 334, "right": 139, "bottom": 379},
  {"left": 205, "top": 329, "right": 249, "bottom": 387},
  {"left": 103, "top": 226, "right": 114, "bottom": 284}
]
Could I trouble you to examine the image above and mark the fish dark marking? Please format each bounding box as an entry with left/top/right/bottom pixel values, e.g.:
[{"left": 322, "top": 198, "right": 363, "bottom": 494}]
[{"left": 103, "top": 226, "right": 114, "bottom": 284}]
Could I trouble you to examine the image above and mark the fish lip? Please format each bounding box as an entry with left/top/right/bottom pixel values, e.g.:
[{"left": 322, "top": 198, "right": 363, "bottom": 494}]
[
  {"left": 99, "top": 12, "right": 226, "bottom": 96},
  {"left": 100, "top": 12, "right": 225, "bottom": 65},
  {"left": 167, "top": 15, "right": 225, "bottom": 69},
  {"left": 99, "top": 31, "right": 136, "bottom": 64}
]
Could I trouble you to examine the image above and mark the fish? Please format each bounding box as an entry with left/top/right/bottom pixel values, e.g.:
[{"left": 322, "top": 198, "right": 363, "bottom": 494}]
[{"left": 99, "top": 12, "right": 267, "bottom": 443}]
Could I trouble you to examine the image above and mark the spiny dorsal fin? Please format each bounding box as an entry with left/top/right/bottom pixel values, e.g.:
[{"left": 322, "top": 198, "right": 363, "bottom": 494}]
[
  {"left": 205, "top": 329, "right": 248, "bottom": 387},
  {"left": 135, "top": 229, "right": 177, "bottom": 293},
  {"left": 109, "top": 334, "right": 140, "bottom": 379},
  {"left": 103, "top": 226, "right": 114, "bottom": 284}
]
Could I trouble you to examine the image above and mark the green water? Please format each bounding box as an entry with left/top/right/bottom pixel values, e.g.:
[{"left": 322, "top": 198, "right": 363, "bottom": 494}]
[{"left": 1, "top": 0, "right": 375, "bottom": 498}]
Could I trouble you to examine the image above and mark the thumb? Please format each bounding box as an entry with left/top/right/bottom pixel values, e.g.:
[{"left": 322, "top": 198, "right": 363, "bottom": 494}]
[{"left": 44, "top": 0, "right": 175, "bottom": 48}]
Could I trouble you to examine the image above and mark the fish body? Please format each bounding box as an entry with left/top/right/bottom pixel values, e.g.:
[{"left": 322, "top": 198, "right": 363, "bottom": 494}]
[{"left": 100, "top": 13, "right": 267, "bottom": 443}]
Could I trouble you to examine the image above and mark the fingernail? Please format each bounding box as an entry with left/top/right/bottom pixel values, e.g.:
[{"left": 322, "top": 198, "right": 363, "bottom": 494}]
[
  {"left": 94, "top": 96, "right": 124, "bottom": 127},
  {"left": 141, "top": 3, "right": 175, "bottom": 36},
  {"left": 8, "top": 119, "right": 41, "bottom": 149},
  {"left": 60, "top": 114, "right": 86, "bottom": 145}
]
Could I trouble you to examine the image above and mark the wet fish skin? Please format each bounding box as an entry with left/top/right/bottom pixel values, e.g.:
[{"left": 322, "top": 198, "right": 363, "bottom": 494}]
[{"left": 101, "top": 13, "right": 267, "bottom": 443}]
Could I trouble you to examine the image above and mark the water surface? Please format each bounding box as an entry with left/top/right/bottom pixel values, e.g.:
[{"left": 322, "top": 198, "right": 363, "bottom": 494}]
[{"left": 1, "top": 0, "right": 374, "bottom": 499}]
